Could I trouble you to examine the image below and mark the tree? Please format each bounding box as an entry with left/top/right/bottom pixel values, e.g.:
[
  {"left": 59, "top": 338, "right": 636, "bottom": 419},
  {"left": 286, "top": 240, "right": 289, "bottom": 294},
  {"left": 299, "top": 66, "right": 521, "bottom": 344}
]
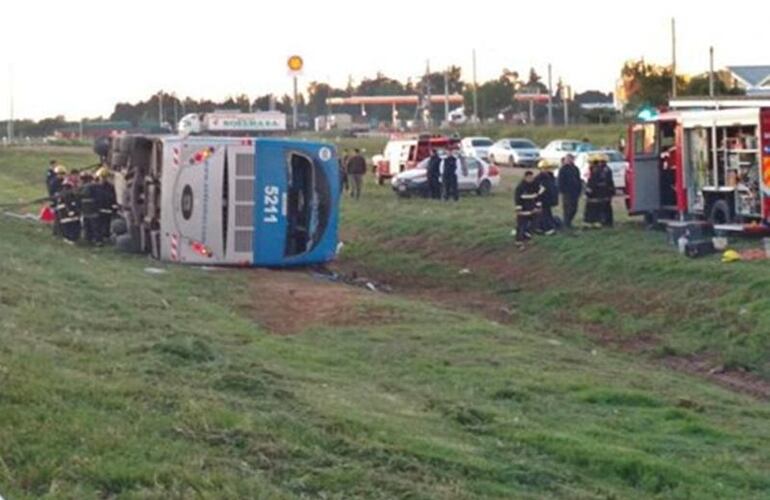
[
  {"left": 682, "top": 75, "right": 745, "bottom": 97},
  {"left": 620, "top": 59, "right": 686, "bottom": 110}
]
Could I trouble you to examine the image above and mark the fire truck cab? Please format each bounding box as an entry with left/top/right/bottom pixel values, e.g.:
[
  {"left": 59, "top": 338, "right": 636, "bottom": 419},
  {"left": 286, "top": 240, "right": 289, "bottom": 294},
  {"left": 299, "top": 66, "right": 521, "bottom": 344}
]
[
  {"left": 627, "top": 107, "right": 770, "bottom": 228},
  {"left": 375, "top": 134, "right": 461, "bottom": 184}
]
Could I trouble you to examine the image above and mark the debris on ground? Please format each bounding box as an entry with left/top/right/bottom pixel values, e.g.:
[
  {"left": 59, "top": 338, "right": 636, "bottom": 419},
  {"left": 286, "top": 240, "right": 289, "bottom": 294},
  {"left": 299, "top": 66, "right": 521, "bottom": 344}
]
[
  {"left": 310, "top": 266, "right": 392, "bottom": 293},
  {"left": 144, "top": 267, "right": 168, "bottom": 275},
  {"left": 458, "top": 268, "right": 472, "bottom": 275}
]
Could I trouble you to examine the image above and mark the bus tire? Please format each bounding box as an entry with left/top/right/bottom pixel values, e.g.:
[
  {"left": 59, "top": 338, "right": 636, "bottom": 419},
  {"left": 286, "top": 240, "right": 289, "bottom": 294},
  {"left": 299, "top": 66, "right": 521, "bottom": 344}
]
[{"left": 708, "top": 199, "right": 731, "bottom": 225}]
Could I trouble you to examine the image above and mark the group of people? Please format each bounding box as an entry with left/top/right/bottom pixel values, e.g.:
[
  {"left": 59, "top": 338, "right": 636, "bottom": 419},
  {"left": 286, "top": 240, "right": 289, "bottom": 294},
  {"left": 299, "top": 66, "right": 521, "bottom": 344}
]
[
  {"left": 513, "top": 153, "right": 615, "bottom": 247},
  {"left": 45, "top": 160, "right": 117, "bottom": 245},
  {"left": 426, "top": 149, "right": 465, "bottom": 201},
  {"left": 338, "top": 149, "right": 368, "bottom": 200}
]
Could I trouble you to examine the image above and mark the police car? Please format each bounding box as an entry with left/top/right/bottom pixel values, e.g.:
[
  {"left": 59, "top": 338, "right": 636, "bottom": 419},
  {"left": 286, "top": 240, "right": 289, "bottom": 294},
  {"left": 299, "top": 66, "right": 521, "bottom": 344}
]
[{"left": 390, "top": 153, "right": 500, "bottom": 197}]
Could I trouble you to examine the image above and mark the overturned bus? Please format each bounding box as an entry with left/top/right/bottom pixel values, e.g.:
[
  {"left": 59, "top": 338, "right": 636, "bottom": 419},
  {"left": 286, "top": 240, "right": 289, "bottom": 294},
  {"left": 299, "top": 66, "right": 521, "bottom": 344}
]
[{"left": 108, "top": 135, "right": 339, "bottom": 266}]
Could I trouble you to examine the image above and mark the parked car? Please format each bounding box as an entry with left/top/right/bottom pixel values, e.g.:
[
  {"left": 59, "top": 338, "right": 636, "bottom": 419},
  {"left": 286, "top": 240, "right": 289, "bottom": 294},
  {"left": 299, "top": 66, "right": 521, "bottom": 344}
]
[
  {"left": 488, "top": 138, "right": 540, "bottom": 167},
  {"left": 391, "top": 154, "right": 500, "bottom": 197},
  {"left": 540, "top": 139, "right": 595, "bottom": 165},
  {"left": 573, "top": 149, "right": 627, "bottom": 191},
  {"left": 460, "top": 136, "right": 494, "bottom": 160}
]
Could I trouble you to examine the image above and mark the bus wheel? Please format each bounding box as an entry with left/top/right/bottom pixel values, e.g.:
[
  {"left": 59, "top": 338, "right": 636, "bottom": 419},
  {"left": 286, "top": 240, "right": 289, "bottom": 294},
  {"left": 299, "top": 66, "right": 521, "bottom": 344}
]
[{"left": 708, "top": 200, "right": 731, "bottom": 226}]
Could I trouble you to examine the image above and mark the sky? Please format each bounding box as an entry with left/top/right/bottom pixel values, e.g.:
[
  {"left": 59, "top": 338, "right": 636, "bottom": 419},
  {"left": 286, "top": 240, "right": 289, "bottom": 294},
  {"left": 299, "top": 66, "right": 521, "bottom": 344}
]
[{"left": 1, "top": 0, "right": 769, "bottom": 121}]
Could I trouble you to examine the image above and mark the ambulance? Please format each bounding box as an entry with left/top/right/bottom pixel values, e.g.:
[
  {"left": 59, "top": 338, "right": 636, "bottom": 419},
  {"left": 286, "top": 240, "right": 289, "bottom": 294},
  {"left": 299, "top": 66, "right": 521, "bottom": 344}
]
[
  {"left": 627, "top": 107, "right": 770, "bottom": 228},
  {"left": 108, "top": 135, "right": 339, "bottom": 266}
]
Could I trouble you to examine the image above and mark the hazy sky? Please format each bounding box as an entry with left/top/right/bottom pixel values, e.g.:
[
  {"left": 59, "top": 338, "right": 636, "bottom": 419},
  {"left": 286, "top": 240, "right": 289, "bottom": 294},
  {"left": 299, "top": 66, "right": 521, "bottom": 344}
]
[{"left": 1, "top": 0, "right": 769, "bottom": 120}]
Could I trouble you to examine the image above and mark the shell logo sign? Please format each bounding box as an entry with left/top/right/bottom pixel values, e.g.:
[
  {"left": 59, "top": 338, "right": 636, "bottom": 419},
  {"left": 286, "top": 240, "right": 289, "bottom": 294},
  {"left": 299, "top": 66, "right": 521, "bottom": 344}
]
[{"left": 287, "top": 55, "right": 303, "bottom": 73}]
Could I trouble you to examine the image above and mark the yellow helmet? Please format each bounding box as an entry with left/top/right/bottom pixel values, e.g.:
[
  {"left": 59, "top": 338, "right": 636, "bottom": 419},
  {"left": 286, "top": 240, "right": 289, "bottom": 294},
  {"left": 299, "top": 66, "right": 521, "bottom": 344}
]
[
  {"left": 538, "top": 159, "right": 556, "bottom": 170},
  {"left": 53, "top": 165, "right": 67, "bottom": 175},
  {"left": 721, "top": 249, "right": 741, "bottom": 263},
  {"left": 94, "top": 166, "right": 111, "bottom": 179},
  {"left": 588, "top": 153, "right": 609, "bottom": 164}
]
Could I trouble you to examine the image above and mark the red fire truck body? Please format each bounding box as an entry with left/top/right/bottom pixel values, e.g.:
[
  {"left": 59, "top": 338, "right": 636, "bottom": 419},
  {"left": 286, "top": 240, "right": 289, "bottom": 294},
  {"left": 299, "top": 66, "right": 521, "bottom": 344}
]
[{"left": 627, "top": 107, "right": 770, "bottom": 228}]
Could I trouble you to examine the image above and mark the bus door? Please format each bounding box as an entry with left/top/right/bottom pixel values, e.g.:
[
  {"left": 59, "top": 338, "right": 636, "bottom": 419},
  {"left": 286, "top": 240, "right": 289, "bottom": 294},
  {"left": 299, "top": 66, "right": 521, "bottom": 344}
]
[
  {"left": 160, "top": 140, "right": 226, "bottom": 263},
  {"left": 253, "top": 139, "right": 339, "bottom": 267},
  {"left": 628, "top": 122, "right": 661, "bottom": 214}
]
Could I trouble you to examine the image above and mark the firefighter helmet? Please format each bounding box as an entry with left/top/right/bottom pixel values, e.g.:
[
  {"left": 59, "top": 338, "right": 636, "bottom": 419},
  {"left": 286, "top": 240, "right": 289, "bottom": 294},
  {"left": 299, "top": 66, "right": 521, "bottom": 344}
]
[
  {"left": 94, "top": 166, "right": 111, "bottom": 179},
  {"left": 721, "top": 249, "right": 741, "bottom": 263},
  {"left": 538, "top": 159, "right": 556, "bottom": 170},
  {"left": 588, "top": 153, "right": 609, "bottom": 164},
  {"left": 53, "top": 165, "right": 67, "bottom": 175}
]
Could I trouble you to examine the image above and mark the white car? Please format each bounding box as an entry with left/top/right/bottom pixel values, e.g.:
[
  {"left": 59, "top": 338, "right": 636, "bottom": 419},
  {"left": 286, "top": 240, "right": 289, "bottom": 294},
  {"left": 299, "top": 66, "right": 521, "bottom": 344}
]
[
  {"left": 488, "top": 138, "right": 540, "bottom": 168},
  {"left": 574, "top": 149, "right": 627, "bottom": 190},
  {"left": 460, "top": 136, "right": 494, "bottom": 160},
  {"left": 391, "top": 154, "right": 500, "bottom": 197},
  {"left": 541, "top": 139, "right": 595, "bottom": 165}
]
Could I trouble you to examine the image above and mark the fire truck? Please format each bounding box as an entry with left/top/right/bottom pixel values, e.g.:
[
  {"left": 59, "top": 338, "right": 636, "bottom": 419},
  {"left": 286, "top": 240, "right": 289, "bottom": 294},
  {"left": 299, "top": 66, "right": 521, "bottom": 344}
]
[
  {"left": 374, "top": 134, "right": 461, "bottom": 184},
  {"left": 627, "top": 107, "right": 770, "bottom": 229}
]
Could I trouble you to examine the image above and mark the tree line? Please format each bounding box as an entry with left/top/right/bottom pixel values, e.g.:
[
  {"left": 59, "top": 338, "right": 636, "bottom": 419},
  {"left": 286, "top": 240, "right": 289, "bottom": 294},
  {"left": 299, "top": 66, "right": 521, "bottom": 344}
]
[{"left": 1, "top": 59, "right": 745, "bottom": 137}]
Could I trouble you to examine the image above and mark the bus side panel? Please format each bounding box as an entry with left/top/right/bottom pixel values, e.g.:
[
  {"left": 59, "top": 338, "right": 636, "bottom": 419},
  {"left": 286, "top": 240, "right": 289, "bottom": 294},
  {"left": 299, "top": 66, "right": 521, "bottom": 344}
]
[{"left": 253, "top": 140, "right": 289, "bottom": 266}]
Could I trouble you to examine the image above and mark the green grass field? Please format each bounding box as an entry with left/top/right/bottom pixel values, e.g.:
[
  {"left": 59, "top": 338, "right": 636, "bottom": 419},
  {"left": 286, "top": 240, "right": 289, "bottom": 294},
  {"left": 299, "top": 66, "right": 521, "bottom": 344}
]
[{"left": 1, "top": 145, "right": 770, "bottom": 499}]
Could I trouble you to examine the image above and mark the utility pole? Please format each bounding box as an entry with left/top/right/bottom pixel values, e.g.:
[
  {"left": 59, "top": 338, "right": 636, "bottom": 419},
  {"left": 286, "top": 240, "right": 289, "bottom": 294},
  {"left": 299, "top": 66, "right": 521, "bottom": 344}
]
[
  {"left": 292, "top": 75, "right": 298, "bottom": 130},
  {"left": 709, "top": 46, "right": 715, "bottom": 98},
  {"left": 79, "top": 119, "right": 84, "bottom": 141},
  {"left": 671, "top": 18, "right": 677, "bottom": 98},
  {"left": 7, "top": 65, "right": 14, "bottom": 142},
  {"left": 424, "top": 59, "right": 432, "bottom": 129},
  {"left": 158, "top": 91, "right": 164, "bottom": 127},
  {"left": 472, "top": 49, "right": 479, "bottom": 123},
  {"left": 547, "top": 63, "right": 553, "bottom": 127},
  {"left": 562, "top": 84, "right": 570, "bottom": 126},
  {"left": 443, "top": 68, "right": 449, "bottom": 125}
]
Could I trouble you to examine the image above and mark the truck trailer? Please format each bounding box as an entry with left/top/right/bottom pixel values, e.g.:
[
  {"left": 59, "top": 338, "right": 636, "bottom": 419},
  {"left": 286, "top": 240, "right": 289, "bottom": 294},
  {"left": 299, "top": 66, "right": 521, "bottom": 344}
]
[{"left": 108, "top": 135, "right": 339, "bottom": 266}]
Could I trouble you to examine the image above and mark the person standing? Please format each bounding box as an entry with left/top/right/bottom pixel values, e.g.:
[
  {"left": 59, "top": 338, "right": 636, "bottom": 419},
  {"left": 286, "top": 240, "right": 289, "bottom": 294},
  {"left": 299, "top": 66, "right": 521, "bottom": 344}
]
[
  {"left": 346, "top": 149, "right": 367, "bottom": 200},
  {"left": 557, "top": 154, "right": 582, "bottom": 229},
  {"left": 514, "top": 171, "right": 540, "bottom": 247},
  {"left": 55, "top": 180, "right": 82, "bottom": 242},
  {"left": 535, "top": 160, "right": 558, "bottom": 235},
  {"left": 598, "top": 157, "right": 615, "bottom": 227},
  {"left": 338, "top": 149, "right": 349, "bottom": 194},
  {"left": 442, "top": 149, "right": 459, "bottom": 201},
  {"left": 79, "top": 171, "right": 100, "bottom": 245},
  {"left": 427, "top": 149, "right": 442, "bottom": 200},
  {"left": 583, "top": 159, "right": 603, "bottom": 228},
  {"left": 94, "top": 166, "right": 117, "bottom": 242},
  {"left": 49, "top": 165, "right": 68, "bottom": 237}
]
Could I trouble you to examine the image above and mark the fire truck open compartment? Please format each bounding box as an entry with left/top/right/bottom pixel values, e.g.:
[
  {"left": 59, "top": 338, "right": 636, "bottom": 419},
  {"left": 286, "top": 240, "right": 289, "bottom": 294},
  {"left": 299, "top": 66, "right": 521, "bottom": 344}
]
[{"left": 630, "top": 108, "right": 769, "bottom": 227}]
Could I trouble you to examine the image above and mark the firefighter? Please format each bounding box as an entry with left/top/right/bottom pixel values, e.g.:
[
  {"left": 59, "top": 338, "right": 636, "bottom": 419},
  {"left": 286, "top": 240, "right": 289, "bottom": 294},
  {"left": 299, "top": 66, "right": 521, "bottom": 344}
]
[
  {"left": 66, "top": 168, "right": 81, "bottom": 190},
  {"left": 514, "top": 170, "right": 540, "bottom": 247},
  {"left": 79, "top": 171, "right": 100, "bottom": 245},
  {"left": 598, "top": 156, "right": 615, "bottom": 227},
  {"left": 583, "top": 157, "right": 603, "bottom": 228},
  {"left": 427, "top": 149, "right": 442, "bottom": 200},
  {"left": 94, "top": 166, "right": 117, "bottom": 242},
  {"left": 49, "top": 165, "right": 68, "bottom": 236},
  {"left": 442, "top": 149, "right": 459, "bottom": 201},
  {"left": 558, "top": 153, "right": 582, "bottom": 229},
  {"left": 55, "top": 180, "right": 82, "bottom": 242},
  {"left": 535, "top": 159, "right": 559, "bottom": 235}
]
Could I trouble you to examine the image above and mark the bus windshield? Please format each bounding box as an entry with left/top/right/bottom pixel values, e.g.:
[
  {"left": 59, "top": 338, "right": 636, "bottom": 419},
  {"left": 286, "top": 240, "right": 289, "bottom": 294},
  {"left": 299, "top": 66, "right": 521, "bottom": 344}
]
[{"left": 285, "top": 152, "right": 331, "bottom": 257}]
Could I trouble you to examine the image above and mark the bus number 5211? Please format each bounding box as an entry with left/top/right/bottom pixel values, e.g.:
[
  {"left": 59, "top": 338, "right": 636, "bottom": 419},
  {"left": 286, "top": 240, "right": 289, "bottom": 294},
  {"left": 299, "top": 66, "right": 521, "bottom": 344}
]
[{"left": 263, "top": 185, "right": 279, "bottom": 223}]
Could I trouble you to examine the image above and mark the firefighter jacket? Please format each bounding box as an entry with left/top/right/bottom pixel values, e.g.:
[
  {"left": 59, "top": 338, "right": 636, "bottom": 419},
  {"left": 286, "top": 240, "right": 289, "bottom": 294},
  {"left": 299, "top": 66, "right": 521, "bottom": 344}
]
[
  {"left": 55, "top": 189, "right": 81, "bottom": 225},
  {"left": 514, "top": 180, "right": 541, "bottom": 215},
  {"left": 535, "top": 171, "right": 559, "bottom": 208}
]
